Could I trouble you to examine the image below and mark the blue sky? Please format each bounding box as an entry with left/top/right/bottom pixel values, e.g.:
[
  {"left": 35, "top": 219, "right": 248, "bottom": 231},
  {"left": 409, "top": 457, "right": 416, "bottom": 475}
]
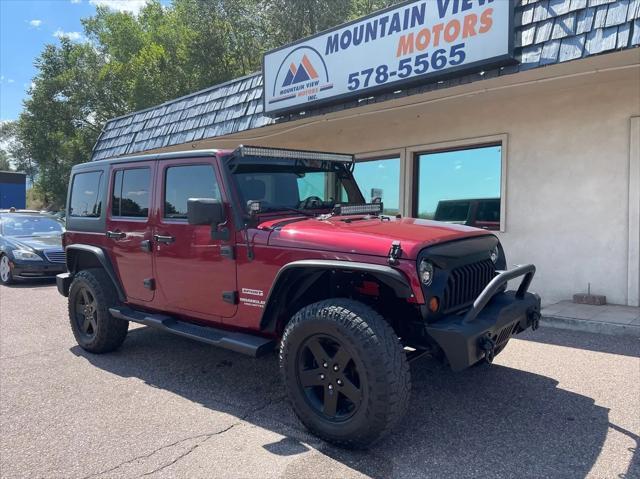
[{"left": 0, "top": 0, "right": 155, "bottom": 121}]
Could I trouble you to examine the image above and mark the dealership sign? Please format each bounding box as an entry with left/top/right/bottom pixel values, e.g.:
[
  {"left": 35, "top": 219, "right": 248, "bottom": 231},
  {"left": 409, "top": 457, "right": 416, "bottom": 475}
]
[{"left": 263, "top": 0, "right": 514, "bottom": 115}]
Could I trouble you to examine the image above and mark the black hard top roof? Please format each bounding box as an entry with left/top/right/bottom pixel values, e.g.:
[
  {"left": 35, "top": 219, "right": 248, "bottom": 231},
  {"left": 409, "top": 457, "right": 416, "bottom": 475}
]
[{"left": 74, "top": 149, "right": 223, "bottom": 171}]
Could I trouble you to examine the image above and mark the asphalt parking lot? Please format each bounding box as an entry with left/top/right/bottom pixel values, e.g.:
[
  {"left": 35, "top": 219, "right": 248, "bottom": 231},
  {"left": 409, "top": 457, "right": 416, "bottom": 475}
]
[{"left": 1, "top": 281, "right": 639, "bottom": 479}]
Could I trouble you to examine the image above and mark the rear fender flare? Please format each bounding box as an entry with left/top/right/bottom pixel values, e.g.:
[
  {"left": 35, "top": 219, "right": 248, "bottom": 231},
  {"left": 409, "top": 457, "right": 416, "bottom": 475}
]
[
  {"left": 65, "top": 244, "right": 126, "bottom": 302},
  {"left": 259, "top": 260, "right": 414, "bottom": 332}
]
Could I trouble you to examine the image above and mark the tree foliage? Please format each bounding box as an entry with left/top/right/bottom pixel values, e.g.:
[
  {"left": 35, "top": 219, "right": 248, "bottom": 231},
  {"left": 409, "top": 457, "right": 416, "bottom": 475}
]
[
  {"left": 0, "top": 122, "right": 17, "bottom": 171},
  {"left": 0, "top": 152, "right": 11, "bottom": 172},
  {"left": 14, "top": 0, "right": 401, "bottom": 207},
  {"left": 264, "top": 0, "right": 398, "bottom": 46}
]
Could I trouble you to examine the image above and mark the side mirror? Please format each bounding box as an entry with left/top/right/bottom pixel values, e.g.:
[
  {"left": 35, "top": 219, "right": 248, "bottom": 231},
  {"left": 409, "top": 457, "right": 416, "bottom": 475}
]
[{"left": 187, "top": 198, "right": 225, "bottom": 226}]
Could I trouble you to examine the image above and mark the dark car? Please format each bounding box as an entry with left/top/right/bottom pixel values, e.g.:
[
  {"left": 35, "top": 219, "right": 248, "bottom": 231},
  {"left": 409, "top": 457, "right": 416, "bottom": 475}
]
[
  {"left": 57, "top": 146, "right": 540, "bottom": 448},
  {"left": 0, "top": 212, "right": 67, "bottom": 284},
  {"left": 434, "top": 198, "right": 501, "bottom": 230}
]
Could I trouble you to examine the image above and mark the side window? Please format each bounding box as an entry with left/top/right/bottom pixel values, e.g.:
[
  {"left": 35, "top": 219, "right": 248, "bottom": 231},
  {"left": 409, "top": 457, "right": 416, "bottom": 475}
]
[
  {"left": 416, "top": 145, "right": 502, "bottom": 230},
  {"left": 164, "top": 164, "right": 220, "bottom": 219},
  {"left": 111, "top": 168, "right": 151, "bottom": 218},
  {"left": 69, "top": 171, "right": 103, "bottom": 218}
]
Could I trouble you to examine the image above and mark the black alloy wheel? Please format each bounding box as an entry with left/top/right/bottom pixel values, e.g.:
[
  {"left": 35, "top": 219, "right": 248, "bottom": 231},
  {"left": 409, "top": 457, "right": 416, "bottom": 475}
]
[
  {"left": 280, "top": 298, "right": 410, "bottom": 449},
  {"left": 297, "top": 334, "right": 364, "bottom": 421},
  {"left": 68, "top": 268, "right": 128, "bottom": 353},
  {"left": 73, "top": 287, "right": 98, "bottom": 341}
]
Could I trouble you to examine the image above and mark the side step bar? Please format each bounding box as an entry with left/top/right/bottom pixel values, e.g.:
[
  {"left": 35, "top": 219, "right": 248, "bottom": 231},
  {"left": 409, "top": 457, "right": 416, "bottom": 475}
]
[{"left": 109, "top": 306, "right": 276, "bottom": 357}]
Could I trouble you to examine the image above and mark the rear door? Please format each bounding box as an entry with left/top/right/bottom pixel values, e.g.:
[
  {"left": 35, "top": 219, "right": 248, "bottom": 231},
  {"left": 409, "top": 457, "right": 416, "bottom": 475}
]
[
  {"left": 152, "top": 159, "right": 237, "bottom": 319},
  {"left": 105, "top": 163, "right": 155, "bottom": 302}
]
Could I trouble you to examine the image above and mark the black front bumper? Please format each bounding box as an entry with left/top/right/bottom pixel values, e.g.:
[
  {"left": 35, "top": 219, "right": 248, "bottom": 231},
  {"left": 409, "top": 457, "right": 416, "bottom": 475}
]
[
  {"left": 425, "top": 264, "right": 541, "bottom": 371},
  {"left": 56, "top": 272, "right": 72, "bottom": 296},
  {"left": 12, "top": 261, "right": 66, "bottom": 279}
]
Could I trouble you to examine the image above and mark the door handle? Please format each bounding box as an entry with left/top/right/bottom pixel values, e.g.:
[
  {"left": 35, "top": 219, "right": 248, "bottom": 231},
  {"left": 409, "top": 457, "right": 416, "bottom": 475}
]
[
  {"left": 154, "top": 234, "right": 175, "bottom": 244},
  {"left": 106, "top": 231, "right": 126, "bottom": 239}
]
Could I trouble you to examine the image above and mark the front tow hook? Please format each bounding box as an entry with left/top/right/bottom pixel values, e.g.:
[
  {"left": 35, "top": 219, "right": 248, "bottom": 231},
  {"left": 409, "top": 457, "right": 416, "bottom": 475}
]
[
  {"left": 478, "top": 334, "right": 496, "bottom": 364},
  {"left": 527, "top": 308, "right": 541, "bottom": 331}
]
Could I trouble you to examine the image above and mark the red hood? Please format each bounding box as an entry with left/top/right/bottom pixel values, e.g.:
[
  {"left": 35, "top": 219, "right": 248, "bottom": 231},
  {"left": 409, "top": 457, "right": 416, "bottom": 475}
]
[{"left": 260, "top": 216, "right": 493, "bottom": 259}]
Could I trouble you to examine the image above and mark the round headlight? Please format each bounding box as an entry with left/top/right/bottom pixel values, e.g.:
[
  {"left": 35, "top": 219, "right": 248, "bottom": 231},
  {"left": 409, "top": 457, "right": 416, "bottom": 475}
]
[
  {"left": 490, "top": 245, "right": 499, "bottom": 264},
  {"left": 419, "top": 259, "right": 434, "bottom": 286}
]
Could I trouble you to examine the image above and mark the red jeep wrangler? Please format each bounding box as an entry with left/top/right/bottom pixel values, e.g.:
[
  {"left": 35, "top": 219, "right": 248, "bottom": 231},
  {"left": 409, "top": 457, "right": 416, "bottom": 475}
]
[{"left": 57, "top": 146, "right": 540, "bottom": 448}]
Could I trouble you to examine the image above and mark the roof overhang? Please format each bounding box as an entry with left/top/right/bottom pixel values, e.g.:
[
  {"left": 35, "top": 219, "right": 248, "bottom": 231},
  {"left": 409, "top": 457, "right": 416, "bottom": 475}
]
[{"left": 145, "top": 48, "right": 639, "bottom": 154}]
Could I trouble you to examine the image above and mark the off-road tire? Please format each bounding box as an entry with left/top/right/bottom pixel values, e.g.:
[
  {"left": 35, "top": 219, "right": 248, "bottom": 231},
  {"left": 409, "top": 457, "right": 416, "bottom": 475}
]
[
  {"left": 68, "top": 268, "right": 128, "bottom": 353},
  {"left": 280, "top": 299, "right": 411, "bottom": 449}
]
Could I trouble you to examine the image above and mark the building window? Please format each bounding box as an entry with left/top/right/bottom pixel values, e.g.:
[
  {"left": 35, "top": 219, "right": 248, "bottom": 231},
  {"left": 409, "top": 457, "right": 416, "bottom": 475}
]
[
  {"left": 164, "top": 165, "right": 220, "bottom": 219},
  {"left": 69, "top": 171, "right": 103, "bottom": 218},
  {"left": 111, "top": 168, "right": 150, "bottom": 218},
  {"left": 415, "top": 145, "right": 502, "bottom": 230},
  {"left": 353, "top": 157, "right": 401, "bottom": 215}
]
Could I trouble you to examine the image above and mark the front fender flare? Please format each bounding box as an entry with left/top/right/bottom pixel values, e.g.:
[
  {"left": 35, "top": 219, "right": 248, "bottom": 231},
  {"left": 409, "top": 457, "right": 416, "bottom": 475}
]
[{"left": 259, "top": 259, "right": 414, "bottom": 331}]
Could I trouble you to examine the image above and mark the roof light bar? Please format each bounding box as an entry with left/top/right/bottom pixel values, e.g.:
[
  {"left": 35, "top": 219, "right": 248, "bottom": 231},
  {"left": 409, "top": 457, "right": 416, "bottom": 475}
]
[
  {"left": 333, "top": 203, "right": 383, "bottom": 216},
  {"left": 238, "top": 145, "right": 354, "bottom": 163}
]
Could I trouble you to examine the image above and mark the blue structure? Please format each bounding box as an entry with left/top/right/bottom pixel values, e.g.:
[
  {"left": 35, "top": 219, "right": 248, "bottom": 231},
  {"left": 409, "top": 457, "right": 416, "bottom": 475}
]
[{"left": 0, "top": 171, "right": 27, "bottom": 209}]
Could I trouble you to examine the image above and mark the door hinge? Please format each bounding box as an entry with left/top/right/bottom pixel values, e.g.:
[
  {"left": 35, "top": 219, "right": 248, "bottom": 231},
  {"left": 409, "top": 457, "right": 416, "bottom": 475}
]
[
  {"left": 222, "top": 291, "right": 238, "bottom": 305},
  {"left": 143, "top": 278, "right": 156, "bottom": 290},
  {"left": 220, "top": 245, "right": 235, "bottom": 260}
]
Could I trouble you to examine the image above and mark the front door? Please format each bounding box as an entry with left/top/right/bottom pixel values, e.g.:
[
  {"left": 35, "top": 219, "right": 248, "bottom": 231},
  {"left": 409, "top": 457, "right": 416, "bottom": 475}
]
[
  {"left": 153, "top": 160, "right": 237, "bottom": 319},
  {"left": 105, "top": 163, "right": 155, "bottom": 302}
]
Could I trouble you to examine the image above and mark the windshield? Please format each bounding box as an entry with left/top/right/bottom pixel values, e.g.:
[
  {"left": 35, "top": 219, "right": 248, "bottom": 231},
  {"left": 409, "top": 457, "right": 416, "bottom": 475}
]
[
  {"left": 1, "top": 215, "right": 64, "bottom": 237},
  {"left": 229, "top": 157, "right": 365, "bottom": 213}
]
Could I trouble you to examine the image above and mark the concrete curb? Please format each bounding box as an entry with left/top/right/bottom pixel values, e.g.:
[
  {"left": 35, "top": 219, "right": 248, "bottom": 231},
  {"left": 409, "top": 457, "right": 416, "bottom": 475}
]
[{"left": 541, "top": 315, "right": 640, "bottom": 338}]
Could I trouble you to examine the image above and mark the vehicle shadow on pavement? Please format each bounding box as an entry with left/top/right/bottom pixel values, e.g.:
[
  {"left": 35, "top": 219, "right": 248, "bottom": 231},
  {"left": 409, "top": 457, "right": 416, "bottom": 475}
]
[
  {"left": 1, "top": 278, "right": 57, "bottom": 289},
  {"left": 515, "top": 327, "right": 640, "bottom": 358},
  {"left": 71, "top": 326, "right": 618, "bottom": 479}
]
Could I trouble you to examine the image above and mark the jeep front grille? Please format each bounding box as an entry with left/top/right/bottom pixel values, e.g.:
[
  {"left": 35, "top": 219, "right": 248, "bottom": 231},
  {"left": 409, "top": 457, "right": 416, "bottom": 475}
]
[
  {"left": 442, "top": 259, "right": 495, "bottom": 313},
  {"left": 44, "top": 250, "right": 66, "bottom": 264}
]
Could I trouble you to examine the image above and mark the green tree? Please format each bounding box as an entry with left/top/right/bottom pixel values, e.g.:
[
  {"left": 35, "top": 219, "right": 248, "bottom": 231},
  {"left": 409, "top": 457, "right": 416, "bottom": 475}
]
[
  {"left": 0, "top": 152, "right": 11, "bottom": 171},
  {"left": 352, "top": 0, "right": 400, "bottom": 16},
  {"left": 1, "top": 121, "right": 19, "bottom": 172},
  {"left": 172, "top": 0, "right": 267, "bottom": 85},
  {"left": 1, "top": 121, "right": 36, "bottom": 178},
  {"left": 264, "top": 0, "right": 401, "bottom": 46},
  {"left": 17, "top": 39, "right": 103, "bottom": 206},
  {"left": 1, "top": 122, "right": 14, "bottom": 171},
  {"left": 264, "top": 0, "right": 352, "bottom": 46}
]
